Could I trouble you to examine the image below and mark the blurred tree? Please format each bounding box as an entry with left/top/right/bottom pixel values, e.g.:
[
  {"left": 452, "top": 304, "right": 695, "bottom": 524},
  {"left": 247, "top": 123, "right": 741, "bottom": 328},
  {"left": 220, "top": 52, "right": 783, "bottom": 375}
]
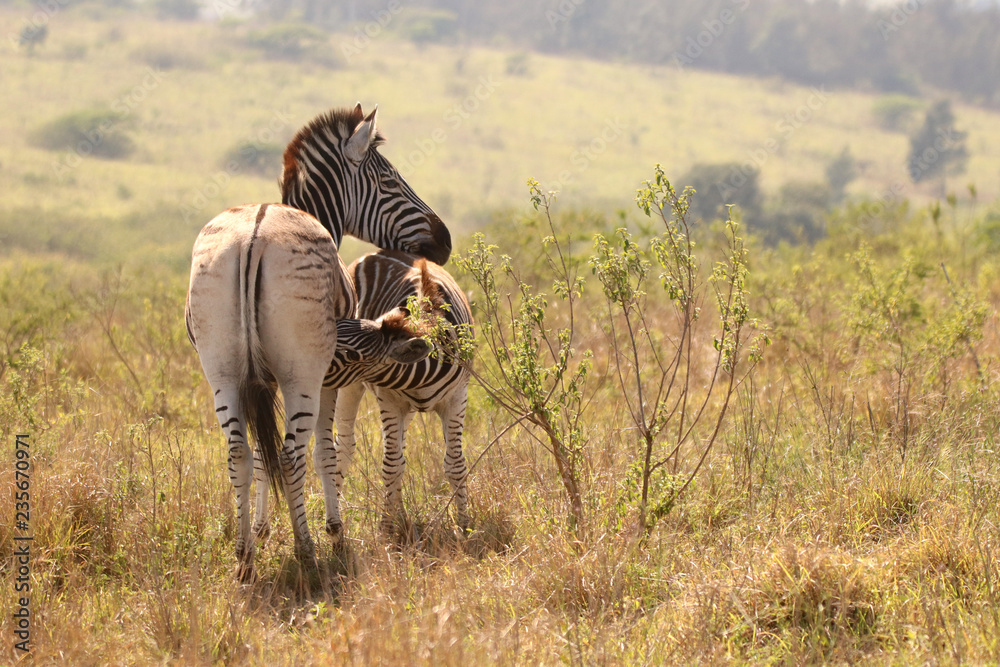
[
  {"left": 872, "top": 95, "right": 922, "bottom": 133},
  {"left": 826, "top": 146, "right": 857, "bottom": 202},
  {"left": 680, "top": 162, "right": 762, "bottom": 227},
  {"left": 751, "top": 15, "right": 815, "bottom": 85},
  {"left": 388, "top": 0, "right": 1000, "bottom": 101},
  {"left": 30, "top": 108, "right": 135, "bottom": 160},
  {"left": 155, "top": 0, "right": 200, "bottom": 20},
  {"left": 907, "top": 100, "right": 968, "bottom": 196},
  {"left": 763, "top": 181, "right": 832, "bottom": 245},
  {"left": 18, "top": 25, "right": 48, "bottom": 54}
]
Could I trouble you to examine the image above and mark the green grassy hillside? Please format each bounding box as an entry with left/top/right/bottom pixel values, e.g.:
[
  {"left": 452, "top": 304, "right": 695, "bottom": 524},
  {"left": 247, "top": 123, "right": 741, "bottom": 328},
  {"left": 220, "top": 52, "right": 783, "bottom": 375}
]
[{"left": 4, "top": 7, "right": 1000, "bottom": 266}]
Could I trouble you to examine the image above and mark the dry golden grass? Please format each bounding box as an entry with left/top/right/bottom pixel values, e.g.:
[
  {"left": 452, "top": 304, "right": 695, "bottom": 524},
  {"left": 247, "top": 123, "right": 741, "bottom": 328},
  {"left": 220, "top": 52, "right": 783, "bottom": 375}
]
[{"left": 3, "top": 193, "right": 1000, "bottom": 664}]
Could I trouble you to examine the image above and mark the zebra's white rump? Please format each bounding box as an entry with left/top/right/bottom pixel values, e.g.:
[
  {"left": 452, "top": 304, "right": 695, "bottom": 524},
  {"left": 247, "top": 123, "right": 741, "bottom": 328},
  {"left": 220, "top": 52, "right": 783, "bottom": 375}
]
[{"left": 186, "top": 204, "right": 433, "bottom": 577}]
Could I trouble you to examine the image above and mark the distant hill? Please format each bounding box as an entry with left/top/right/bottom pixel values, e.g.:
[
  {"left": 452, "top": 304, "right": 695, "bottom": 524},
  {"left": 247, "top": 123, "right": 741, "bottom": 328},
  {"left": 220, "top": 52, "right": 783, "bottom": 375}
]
[
  {"left": 4, "top": 5, "right": 1000, "bottom": 264},
  {"left": 248, "top": 0, "right": 1000, "bottom": 104}
]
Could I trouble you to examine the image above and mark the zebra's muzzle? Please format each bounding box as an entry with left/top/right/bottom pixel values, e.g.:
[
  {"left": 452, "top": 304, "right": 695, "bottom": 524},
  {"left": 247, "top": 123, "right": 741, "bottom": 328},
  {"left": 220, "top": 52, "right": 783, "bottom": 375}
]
[
  {"left": 389, "top": 338, "right": 432, "bottom": 364},
  {"left": 416, "top": 214, "right": 452, "bottom": 265}
]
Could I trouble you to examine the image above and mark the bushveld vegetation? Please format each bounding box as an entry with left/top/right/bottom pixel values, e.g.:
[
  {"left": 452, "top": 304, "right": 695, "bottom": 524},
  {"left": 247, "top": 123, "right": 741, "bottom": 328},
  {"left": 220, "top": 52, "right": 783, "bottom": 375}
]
[{"left": 3, "top": 168, "right": 1000, "bottom": 663}]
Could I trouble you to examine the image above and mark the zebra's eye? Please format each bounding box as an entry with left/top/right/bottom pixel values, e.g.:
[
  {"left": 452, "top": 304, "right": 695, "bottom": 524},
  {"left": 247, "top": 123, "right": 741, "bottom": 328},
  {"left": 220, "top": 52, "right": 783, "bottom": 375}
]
[{"left": 381, "top": 176, "right": 401, "bottom": 190}]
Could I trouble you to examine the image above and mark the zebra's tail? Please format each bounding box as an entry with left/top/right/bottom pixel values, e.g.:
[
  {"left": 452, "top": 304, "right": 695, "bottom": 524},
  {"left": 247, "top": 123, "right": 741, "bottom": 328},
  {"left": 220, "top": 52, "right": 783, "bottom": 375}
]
[{"left": 238, "top": 221, "right": 284, "bottom": 503}]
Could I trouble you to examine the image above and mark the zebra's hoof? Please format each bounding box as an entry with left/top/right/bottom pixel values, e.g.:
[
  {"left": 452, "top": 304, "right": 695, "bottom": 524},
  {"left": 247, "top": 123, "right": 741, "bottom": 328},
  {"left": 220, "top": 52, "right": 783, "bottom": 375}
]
[
  {"left": 236, "top": 558, "right": 255, "bottom": 584},
  {"left": 235, "top": 540, "right": 254, "bottom": 561},
  {"left": 252, "top": 521, "right": 270, "bottom": 541},
  {"left": 325, "top": 519, "right": 343, "bottom": 544},
  {"left": 295, "top": 539, "right": 317, "bottom": 565}
]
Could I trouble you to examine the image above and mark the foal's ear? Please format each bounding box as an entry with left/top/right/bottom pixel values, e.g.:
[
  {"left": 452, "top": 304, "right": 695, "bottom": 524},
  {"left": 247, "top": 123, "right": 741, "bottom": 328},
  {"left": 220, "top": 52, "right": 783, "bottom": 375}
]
[{"left": 379, "top": 306, "right": 410, "bottom": 335}]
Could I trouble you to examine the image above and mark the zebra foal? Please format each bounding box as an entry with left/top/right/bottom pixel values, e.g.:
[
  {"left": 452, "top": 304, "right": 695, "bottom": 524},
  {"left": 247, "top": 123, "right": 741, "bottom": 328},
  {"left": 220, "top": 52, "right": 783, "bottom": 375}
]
[{"left": 331, "top": 250, "right": 474, "bottom": 541}]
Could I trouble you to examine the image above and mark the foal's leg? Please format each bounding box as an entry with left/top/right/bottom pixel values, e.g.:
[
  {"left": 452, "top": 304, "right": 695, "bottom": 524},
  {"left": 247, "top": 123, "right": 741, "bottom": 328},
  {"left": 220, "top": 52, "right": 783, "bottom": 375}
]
[
  {"left": 375, "top": 391, "right": 415, "bottom": 536},
  {"left": 314, "top": 384, "right": 346, "bottom": 542},
  {"left": 251, "top": 450, "right": 270, "bottom": 540},
  {"left": 436, "top": 382, "right": 470, "bottom": 533}
]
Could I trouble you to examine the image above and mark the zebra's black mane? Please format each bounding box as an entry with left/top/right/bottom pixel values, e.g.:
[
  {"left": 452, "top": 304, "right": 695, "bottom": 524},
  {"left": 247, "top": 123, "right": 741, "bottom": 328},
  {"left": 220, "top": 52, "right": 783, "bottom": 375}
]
[{"left": 280, "top": 105, "right": 386, "bottom": 197}]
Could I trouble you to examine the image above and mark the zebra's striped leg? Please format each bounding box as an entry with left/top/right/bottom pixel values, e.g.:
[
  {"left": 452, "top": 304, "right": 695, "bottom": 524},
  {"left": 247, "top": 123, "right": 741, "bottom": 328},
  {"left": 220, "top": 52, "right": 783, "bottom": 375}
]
[
  {"left": 214, "top": 386, "right": 255, "bottom": 579},
  {"left": 314, "top": 385, "right": 344, "bottom": 542},
  {"left": 437, "top": 384, "right": 470, "bottom": 533},
  {"left": 251, "top": 449, "right": 270, "bottom": 540},
  {"left": 377, "top": 396, "right": 414, "bottom": 536},
  {"left": 277, "top": 390, "right": 321, "bottom": 563},
  {"left": 333, "top": 382, "right": 365, "bottom": 493}
]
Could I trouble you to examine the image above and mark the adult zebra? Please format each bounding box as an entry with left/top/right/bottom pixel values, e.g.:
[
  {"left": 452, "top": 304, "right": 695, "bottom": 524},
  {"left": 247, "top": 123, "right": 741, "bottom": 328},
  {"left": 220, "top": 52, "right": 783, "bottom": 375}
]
[
  {"left": 187, "top": 205, "right": 433, "bottom": 578},
  {"left": 280, "top": 104, "right": 452, "bottom": 265},
  {"left": 188, "top": 104, "right": 452, "bottom": 576}
]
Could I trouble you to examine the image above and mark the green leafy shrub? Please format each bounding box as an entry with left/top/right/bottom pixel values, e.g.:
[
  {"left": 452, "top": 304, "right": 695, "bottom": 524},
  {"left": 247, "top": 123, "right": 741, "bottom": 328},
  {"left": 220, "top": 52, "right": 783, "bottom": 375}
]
[
  {"left": 457, "top": 184, "right": 592, "bottom": 533},
  {"left": 29, "top": 109, "right": 135, "bottom": 160},
  {"left": 219, "top": 141, "right": 284, "bottom": 178},
  {"left": 458, "top": 172, "right": 765, "bottom": 539},
  {"left": 592, "top": 166, "right": 767, "bottom": 535},
  {"left": 246, "top": 23, "right": 338, "bottom": 65}
]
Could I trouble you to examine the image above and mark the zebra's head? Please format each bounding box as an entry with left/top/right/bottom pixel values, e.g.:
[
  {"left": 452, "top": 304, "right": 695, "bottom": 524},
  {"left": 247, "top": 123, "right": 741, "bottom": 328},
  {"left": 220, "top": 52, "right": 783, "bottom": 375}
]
[
  {"left": 378, "top": 307, "right": 435, "bottom": 363},
  {"left": 327, "top": 307, "right": 432, "bottom": 388},
  {"left": 281, "top": 104, "right": 452, "bottom": 265}
]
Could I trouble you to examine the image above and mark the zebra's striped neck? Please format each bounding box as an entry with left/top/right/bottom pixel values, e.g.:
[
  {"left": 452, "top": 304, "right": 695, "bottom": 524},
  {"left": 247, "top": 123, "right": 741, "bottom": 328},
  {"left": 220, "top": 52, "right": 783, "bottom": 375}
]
[{"left": 280, "top": 104, "right": 452, "bottom": 264}]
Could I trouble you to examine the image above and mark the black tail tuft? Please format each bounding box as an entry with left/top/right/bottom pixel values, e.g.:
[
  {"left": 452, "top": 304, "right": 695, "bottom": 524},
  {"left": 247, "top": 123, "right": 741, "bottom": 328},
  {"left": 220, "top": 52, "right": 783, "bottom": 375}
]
[
  {"left": 240, "top": 211, "right": 284, "bottom": 506},
  {"left": 240, "top": 356, "right": 284, "bottom": 504}
]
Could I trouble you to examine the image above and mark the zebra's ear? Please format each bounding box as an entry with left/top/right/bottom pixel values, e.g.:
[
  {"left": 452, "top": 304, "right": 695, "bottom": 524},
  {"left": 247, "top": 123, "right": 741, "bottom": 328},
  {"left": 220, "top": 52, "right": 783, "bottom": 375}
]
[
  {"left": 345, "top": 105, "right": 378, "bottom": 163},
  {"left": 379, "top": 307, "right": 411, "bottom": 335}
]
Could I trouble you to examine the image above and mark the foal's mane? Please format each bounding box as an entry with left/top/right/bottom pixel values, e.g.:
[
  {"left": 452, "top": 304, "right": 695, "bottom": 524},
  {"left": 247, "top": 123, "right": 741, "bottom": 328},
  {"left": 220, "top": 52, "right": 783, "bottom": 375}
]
[{"left": 379, "top": 259, "right": 449, "bottom": 339}]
